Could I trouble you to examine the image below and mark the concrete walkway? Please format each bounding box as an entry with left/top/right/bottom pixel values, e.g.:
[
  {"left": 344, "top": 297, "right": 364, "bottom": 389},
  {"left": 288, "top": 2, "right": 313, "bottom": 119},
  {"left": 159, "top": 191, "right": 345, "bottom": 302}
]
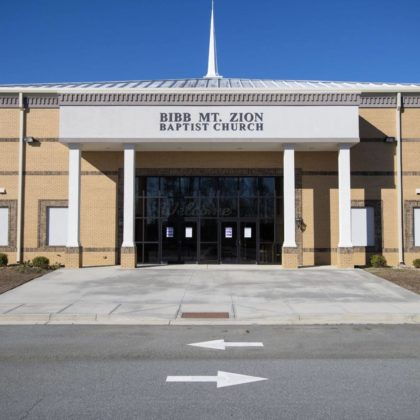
[{"left": 0, "top": 266, "right": 419, "bottom": 325}]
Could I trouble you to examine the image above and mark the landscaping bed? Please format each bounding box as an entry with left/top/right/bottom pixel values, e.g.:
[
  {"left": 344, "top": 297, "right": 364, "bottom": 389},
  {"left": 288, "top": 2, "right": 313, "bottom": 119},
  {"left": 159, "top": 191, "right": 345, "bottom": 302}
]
[
  {"left": 0, "top": 266, "right": 48, "bottom": 294},
  {"left": 366, "top": 267, "right": 420, "bottom": 295}
]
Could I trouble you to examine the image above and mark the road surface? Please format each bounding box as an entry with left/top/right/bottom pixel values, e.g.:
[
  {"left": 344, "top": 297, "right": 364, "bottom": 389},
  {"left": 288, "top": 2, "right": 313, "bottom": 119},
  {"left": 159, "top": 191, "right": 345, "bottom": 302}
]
[{"left": 1, "top": 325, "right": 420, "bottom": 419}]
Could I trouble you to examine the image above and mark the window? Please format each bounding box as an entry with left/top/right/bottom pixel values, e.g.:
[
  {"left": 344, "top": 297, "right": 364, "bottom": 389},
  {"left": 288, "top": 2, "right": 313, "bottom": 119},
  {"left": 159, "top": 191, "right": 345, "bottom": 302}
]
[
  {"left": 351, "top": 207, "right": 375, "bottom": 247},
  {"left": 47, "top": 207, "right": 68, "bottom": 246},
  {"left": 415, "top": 208, "right": 420, "bottom": 247},
  {"left": 0, "top": 208, "right": 8, "bottom": 246}
]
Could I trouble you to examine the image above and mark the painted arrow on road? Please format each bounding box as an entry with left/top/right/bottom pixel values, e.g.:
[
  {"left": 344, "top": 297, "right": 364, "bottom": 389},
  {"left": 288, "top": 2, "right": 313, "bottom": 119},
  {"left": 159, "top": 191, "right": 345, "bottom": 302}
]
[
  {"left": 188, "top": 339, "right": 264, "bottom": 350},
  {"left": 166, "top": 371, "right": 267, "bottom": 388}
]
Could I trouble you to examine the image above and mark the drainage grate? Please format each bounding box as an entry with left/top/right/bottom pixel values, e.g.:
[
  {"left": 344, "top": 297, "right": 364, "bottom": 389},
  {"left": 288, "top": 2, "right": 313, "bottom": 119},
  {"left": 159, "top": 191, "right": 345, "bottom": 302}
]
[{"left": 181, "top": 312, "right": 230, "bottom": 319}]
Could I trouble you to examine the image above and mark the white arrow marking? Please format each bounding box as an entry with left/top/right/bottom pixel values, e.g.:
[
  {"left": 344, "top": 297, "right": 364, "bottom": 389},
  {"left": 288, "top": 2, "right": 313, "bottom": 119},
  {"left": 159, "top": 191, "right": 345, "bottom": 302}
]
[
  {"left": 166, "top": 371, "right": 267, "bottom": 388},
  {"left": 188, "top": 339, "right": 264, "bottom": 350}
]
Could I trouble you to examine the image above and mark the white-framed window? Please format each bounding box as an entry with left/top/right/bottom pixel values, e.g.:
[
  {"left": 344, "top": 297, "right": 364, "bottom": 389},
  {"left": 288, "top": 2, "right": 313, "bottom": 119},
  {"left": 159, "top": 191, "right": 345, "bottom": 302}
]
[
  {"left": 47, "top": 207, "right": 68, "bottom": 246},
  {"left": 414, "top": 208, "right": 420, "bottom": 247},
  {"left": 351, "top": 207, "right": 375, "bottom": 247},
  {"left": 0, "top": 208, "right": 8, "bottom": 246}
]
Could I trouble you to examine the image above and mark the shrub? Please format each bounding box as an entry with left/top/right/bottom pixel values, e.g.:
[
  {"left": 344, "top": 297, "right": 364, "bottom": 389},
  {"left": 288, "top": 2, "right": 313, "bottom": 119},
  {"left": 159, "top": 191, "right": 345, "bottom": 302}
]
[
  {"left": 0, "top": 253, "right": 8, "bottom": 267},
  {"left": 370, "top": 254, "right": 387, "bottom": 268},
  {"left": 413, "top": 259, "right": 420, "bottom": 269},
  {"left": 32, "top": 256, "right": 50, "bottom": 269}
]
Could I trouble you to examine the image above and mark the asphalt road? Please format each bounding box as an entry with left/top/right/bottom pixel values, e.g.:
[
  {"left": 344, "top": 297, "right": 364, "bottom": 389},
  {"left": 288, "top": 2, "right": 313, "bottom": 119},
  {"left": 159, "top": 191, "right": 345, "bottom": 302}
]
[{"left": 1, "top": 325, "right": 420, "bottom": 420}]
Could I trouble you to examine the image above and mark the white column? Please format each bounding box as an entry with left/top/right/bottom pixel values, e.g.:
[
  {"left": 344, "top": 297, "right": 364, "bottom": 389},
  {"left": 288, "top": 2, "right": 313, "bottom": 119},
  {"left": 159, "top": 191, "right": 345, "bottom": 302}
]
[
  {"left": 122, "top": 144, "right": 136, "bottom": 248},
  {"left": 338, "top": 144, "right": 353, "bottom": 248},
  {"left": 66, "top": 144, "right": 81, "bottom": 248},
  {"left": 283, "top": 145, "right": 297, "bottom": 248}
]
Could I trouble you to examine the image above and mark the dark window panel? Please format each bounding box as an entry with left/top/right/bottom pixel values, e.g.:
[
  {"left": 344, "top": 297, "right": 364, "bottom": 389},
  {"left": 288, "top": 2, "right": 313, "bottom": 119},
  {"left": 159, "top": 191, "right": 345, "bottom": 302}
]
[
  {"left": 200, "top": 197, "right": 218, "bottom": 217},
  {"left": 220, "top": 197, "right": 238, "bottom": 217},
  {"left": 160, "top": 177, "right": 179, "bottom": 196},
  {"left": 144, "top": 219, "right": 159, "bottom": 242},
  {"left": 240, "top": 198, "right": 258, "bottom": 217},
  {"left": 201, "top": 219, "right": 218, "bottom": 242},
  {"left": 144, "top": 244, "right": 159, "bottom": 264},
  {"left": 260, "top": 177, "right": 275, "bottom": 196},
  {"left": 219, "top": 177, "right": 238, "bottom": 195},
  {"left": 239, "top": 177, "right": 258, "bottom": 197},
  {"left": 200, "top": 177, "right": 218, "bottom": 196},
  {"left": 146, "top": 177, "right": 159, "bottom": 196}
]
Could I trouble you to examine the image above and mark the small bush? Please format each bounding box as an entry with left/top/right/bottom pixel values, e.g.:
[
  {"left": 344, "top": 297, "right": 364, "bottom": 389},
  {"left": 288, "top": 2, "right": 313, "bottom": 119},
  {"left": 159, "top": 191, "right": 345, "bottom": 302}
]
[
  {"left": 0, "top": 253, "right": 8, "bottom": 267},
  {"left": 32, "top": 256, "right": 50, "bottom": 269},
  {"left": 413, "top": 259, "right": 420, "bottom": 269},
  {"left": 370, "top": 254, "right": 387, "bottom": 268}
]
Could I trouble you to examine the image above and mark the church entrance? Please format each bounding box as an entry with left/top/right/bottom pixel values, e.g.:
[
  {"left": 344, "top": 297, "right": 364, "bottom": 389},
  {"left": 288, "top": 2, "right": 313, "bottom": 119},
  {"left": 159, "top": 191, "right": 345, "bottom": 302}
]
[{"left": 135, "top": 175, "right": 283, "bottom": 264}]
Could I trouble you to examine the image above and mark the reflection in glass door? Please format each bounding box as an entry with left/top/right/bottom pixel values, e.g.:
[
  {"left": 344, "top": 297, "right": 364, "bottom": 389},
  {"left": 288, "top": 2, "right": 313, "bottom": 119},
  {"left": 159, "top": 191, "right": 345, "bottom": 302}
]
[
  {"left": 135, "top": 176, "right": 283, "bottom": 265},
  {"left": 220, "top": 221, "right": 237, "bottom": 263},
  {"left": 240, "top": 222, "right": 257, "bottom": 263},
  {"left": 162, "top": 220, "right": 197, "bottom": 264},
  {"left": 181, "top": 221, "right": 197, "bottom": 263}
]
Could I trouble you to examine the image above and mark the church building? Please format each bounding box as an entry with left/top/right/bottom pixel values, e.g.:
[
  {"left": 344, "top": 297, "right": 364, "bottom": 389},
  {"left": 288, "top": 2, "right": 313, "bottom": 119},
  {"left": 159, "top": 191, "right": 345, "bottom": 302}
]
[{"left": 1, "top": 3, "right": 420, "bottom": 269}]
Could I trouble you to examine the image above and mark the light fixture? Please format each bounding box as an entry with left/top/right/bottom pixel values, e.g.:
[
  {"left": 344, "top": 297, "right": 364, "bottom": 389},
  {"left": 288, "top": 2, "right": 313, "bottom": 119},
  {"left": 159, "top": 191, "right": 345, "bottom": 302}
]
[
  {"left": 24, "top": 137, "right": 35, "bottom": 143},
  {"left": 384, "top": 137, "right": 396, "bottom": 143},
  {"left": 296, "top": 216, "right": 307, "bottom": 232}
]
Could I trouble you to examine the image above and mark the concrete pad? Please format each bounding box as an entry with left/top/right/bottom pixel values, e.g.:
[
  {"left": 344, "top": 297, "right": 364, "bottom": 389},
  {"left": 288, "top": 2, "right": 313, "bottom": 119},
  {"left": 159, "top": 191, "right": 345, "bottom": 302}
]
[
  {"left": 235, "top": 306, "right": 296, "bottom": 320},
  {"left": 6, "top": 304, "right": 71, "bottom": 314},
  {"left": 0, "top": 304, "right": 25, "bottom": 314},
  {"left": 112, "top": 304, "right": 180, "bottom": 319},
  {"left": 60, "top": 303, "right": 120, "bottom": 315},
  {"left": 288, "top": 302, "right": 347, "bottom": 315},
  {"left": 390, "top": 302, "right": 420, "bottom": 312},
  {"left": 0, "top": 266, "right": 420, "bottom": 325}
]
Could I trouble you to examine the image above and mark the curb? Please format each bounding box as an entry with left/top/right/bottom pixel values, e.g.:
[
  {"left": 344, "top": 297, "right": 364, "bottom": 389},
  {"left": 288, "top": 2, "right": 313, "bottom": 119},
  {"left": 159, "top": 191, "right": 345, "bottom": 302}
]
[{"left": 0, "top": 313, "right": 420, "bottom": 325}]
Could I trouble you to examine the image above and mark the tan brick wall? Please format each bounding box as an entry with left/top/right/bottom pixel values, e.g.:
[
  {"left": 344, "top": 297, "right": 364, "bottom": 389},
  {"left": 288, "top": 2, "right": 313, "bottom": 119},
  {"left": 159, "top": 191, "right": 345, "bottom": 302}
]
[
  {"left": 25, "top": 142, "right": 69, "bottom": 172},
  {"left": 402, "top": 109, "right": 420, "bottom": 139},
  {"left": 0, "top": 143, "right": 20, "bottom": 172},
  {"left": 359, "top": 108, "right": 396, "bottom": 137},
  {"left": 25, "top": 109, "right": 59, "bottom": 138},
  {"left": 0, "top": 109, "right": 19, "bottom": 137},
  {"left": 81, "top": 251, "right": 117, "bottom": 267},
  {"left": 1, "top": 106, "right": 420, "bottom": 269},
  {"left": 80, "top": 172, "right": 118, "bottom": 249}
]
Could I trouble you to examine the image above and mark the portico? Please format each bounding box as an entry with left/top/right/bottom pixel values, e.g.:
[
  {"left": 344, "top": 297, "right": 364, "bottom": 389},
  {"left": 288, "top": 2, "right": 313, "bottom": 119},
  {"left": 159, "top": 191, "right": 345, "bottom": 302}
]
[{"left": 61, "top": 98, "right": 359, "bottom": 269}]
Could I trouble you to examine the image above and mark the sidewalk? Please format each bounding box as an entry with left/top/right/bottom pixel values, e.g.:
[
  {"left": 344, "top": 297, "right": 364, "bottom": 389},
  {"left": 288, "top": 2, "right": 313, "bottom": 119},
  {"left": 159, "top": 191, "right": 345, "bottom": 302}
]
[{"left": 0, "top": 266, "right": 419, "bottom": 325}]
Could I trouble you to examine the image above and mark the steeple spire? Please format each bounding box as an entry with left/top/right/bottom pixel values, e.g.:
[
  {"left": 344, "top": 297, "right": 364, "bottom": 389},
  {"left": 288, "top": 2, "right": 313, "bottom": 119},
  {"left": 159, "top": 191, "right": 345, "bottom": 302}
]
[{"left": 204, "top": 0, "right": 222, "bottom": 79}]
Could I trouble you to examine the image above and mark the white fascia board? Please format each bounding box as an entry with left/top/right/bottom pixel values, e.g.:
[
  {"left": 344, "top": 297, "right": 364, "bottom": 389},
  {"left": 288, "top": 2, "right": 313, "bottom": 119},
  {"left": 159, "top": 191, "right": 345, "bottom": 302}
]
[{"left": 59, "top": 105, "right": 360, "bottom": 142}]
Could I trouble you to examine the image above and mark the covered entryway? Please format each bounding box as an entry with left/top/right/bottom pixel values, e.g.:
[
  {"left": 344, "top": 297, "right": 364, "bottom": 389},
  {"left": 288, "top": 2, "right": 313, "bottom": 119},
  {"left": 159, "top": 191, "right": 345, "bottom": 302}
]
[
  {"left": 135, "top": 175, "right": 283, "bottom": 264},
  {"left": 59, "top": 97, "right": 360, "bottom": 269}
]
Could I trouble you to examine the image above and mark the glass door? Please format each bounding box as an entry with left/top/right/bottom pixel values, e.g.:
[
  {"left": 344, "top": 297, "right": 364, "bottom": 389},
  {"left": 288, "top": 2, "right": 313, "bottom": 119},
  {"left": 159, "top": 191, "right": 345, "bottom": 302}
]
[
  {"left": 162, "top": 220, "right": 179, "bottom": 264},
  {"left": 180, "top": 220, "right": 198, "bottom": 263},
  {"left": 240, "top": 221, "right": 257, "bottom": 263},
  {"left": 162, "top": 219, "right": 198, "bottom": 264},
  {"left": 220, "top": 220, "right": 238, "bottom": 263}
]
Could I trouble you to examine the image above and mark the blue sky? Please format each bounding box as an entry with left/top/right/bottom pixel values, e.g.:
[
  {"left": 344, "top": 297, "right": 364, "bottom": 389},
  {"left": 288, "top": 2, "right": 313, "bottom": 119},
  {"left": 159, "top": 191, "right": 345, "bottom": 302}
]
[{"left": 1, "top": 0, "right": 419, "bottom": 84}]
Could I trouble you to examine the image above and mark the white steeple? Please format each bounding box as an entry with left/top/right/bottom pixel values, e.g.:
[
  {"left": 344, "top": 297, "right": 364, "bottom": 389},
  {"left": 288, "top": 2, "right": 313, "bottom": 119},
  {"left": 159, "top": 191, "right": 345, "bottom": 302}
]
[{"left": 204, "top": 0, "right": 222, "bottom": 79}]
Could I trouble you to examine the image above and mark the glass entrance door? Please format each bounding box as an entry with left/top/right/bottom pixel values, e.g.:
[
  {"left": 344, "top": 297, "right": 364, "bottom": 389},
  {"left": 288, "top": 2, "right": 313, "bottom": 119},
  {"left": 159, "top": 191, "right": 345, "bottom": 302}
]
[
  {"left": 162, "top": 219, "right": 198, "bottom": 264},
  {"left": 136, "top": 176, "right": 283, "bottom": 265},
  {"left": 220, "top": 221, "right": 238, "bottom": 263},
  {"left": 181, "top": 221, "right": 198, "bottom": 263},
  {"left": 239, "top": 221, "right": 257, "bottom": 263}
]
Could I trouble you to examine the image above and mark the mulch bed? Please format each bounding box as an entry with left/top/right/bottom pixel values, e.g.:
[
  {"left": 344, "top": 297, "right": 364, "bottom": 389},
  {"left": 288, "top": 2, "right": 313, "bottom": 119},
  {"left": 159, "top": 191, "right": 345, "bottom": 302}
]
[
  {"left": 366, "top": 267, "right": 420, "bottom": 295},
  {"left": 0, "top": 266, "right": 48, "bottom": 294}
]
